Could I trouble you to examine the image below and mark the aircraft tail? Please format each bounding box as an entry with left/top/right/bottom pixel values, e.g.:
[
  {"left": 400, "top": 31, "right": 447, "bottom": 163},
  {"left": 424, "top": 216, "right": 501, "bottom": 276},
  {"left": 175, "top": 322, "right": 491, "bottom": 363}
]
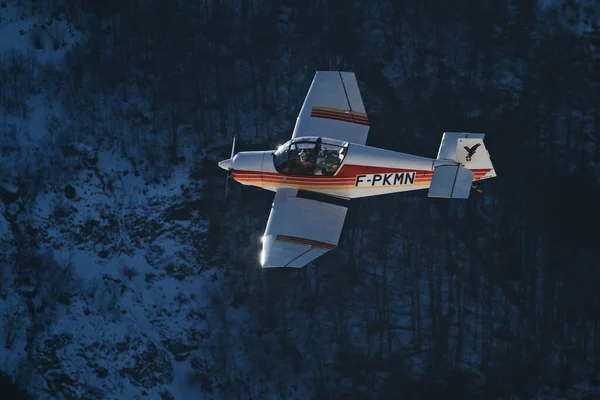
[{"left": 428, "top": 132, "right": 496, "bottom": 199}]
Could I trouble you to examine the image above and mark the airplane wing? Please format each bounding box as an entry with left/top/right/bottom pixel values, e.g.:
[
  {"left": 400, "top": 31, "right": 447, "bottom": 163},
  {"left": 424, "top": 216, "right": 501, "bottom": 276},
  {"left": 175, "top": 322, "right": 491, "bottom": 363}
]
[
  {"left": 260, "top": 188, "right": 348, "bottom": 268},
  {"left": 292, "top": 71, "right": 370, "bottom": 145}
]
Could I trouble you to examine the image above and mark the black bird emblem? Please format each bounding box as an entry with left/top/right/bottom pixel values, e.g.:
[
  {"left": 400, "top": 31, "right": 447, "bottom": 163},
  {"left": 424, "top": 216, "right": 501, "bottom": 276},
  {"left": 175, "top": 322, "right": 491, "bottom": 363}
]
[{"left": 464, "top": 143, "right": 481, "bottom": 162}]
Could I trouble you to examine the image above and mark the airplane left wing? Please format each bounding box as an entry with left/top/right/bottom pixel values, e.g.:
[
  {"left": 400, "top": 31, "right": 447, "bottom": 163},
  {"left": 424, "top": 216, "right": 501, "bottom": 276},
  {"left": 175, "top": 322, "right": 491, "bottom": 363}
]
[
  {"left": 292, "top": 71, "right": 370, "bottom": 145},
  {"left": 260, "top": 188, "right": 348, "bottom": 268}
]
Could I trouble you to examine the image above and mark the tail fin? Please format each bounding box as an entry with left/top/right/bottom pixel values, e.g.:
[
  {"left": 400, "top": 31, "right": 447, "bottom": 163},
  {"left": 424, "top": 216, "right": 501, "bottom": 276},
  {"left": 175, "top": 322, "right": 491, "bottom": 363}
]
[
  {"left": 436, "top": 132, "right": 496, "bottom": 180},
  {"left": 428, "top": 132, "right": 496, "bottom": 199}
]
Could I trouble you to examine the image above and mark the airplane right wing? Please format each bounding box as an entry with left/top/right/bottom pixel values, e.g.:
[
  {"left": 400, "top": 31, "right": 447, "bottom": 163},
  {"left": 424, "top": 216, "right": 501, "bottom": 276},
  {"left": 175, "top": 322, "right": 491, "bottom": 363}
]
[
  {"left": 292, "top": 71, "right": 370, "bottom": 145},
  {"left": 260, "top": 188, "right": 348, "bottom": 268}
]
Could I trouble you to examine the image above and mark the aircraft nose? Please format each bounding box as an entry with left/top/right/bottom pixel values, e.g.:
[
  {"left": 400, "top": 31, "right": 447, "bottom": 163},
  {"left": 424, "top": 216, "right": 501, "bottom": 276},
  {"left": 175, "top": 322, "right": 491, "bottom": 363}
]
[{"left": 218, "top": 158, "right": 232, "bottom": 171}]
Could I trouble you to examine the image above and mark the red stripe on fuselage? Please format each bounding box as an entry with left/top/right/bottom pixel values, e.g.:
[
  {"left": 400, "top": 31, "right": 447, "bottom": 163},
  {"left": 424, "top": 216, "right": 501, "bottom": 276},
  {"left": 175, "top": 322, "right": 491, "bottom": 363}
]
[
  {"left": 335, "top": 164, "right": 427, "bottom": 178},
  {"left": 231, "top": 164, "right": 492, "bottom": 187}
]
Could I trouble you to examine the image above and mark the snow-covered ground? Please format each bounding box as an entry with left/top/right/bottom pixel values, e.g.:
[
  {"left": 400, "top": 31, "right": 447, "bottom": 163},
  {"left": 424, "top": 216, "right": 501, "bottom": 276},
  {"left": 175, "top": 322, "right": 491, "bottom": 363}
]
[
  {"left": 0, "top": 147, "right": 216, "bottom": 398},
  {"left": 0, "top": 3, "right": 216, "bottom": 398},
  {"left": 0, "top": 1, "right": 80, "bottom": 64}
]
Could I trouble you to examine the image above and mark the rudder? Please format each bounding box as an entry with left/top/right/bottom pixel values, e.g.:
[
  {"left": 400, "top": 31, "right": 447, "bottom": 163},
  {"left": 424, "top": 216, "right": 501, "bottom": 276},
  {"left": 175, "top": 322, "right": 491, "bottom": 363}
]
[
  {"left": 428, "top": 132, "right": 497, "bottom": 199},
  {"left": 437, "top": 132, "right": 496, "bottom": 181}
]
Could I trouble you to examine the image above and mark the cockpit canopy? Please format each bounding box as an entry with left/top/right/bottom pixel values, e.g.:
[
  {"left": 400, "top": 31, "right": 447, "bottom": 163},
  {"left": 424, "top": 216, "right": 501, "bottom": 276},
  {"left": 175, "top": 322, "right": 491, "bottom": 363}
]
[{"left": 273, "top": 136, "right": 348, "bottom": 176}]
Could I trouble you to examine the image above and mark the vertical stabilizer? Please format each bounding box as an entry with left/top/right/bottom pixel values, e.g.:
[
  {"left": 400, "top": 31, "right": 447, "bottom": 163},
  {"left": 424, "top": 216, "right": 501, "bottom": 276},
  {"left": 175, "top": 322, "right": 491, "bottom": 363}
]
[
  {"left": 437, "top": 132, "right": 496, "bottom": 180},
  {"left": 428, "top": 132, "right": 497, "bottom": 199}
]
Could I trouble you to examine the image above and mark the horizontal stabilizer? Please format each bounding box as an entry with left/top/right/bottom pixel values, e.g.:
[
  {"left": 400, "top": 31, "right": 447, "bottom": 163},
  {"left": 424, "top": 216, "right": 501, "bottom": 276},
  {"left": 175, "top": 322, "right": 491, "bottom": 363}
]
[{"left": 428, "top": 164, "right": 474, "bottom": 199}]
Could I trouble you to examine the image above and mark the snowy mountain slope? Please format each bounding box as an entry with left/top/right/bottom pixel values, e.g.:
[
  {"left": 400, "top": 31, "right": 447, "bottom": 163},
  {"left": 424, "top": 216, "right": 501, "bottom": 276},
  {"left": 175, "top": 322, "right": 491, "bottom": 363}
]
[
  {"left": 0, "top": 0, "right": 81, "bottom": 64},
  {"left": 0, "top": 5, "right": 216, "bottom": 397},
  {"left": 1, "top": 148, "right": 218, "bottom": 399}
]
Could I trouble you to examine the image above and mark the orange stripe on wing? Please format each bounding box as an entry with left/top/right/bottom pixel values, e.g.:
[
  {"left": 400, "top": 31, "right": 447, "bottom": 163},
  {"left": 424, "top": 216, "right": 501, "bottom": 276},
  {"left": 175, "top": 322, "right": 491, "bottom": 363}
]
[
  {"left": 312, "top": 113, "right": 370, "bottom": 126},
  {"left": 311, "top": 105, "right": 368, "bottom": 117},
  {"left": 311, "top": 110, "right": 369, "bottom": 123},
  {"left": 310, "top": 106, "right": 370, "bottom": 126},
  {"left": 275, "top": 235, "right": 336, "bottom": 250}
]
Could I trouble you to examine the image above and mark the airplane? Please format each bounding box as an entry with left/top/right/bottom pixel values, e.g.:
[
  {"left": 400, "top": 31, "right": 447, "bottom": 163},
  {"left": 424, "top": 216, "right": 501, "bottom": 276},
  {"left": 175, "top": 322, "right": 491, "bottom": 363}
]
[{"left": 218, "top": 71, "right": 497, "bottom": 268}]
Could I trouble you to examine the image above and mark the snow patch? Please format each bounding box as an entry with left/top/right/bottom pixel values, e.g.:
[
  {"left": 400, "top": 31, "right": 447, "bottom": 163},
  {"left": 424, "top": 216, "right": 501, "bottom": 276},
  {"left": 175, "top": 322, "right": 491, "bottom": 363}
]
[{"left": 0, "top": 1, "right": 81, "bottom": 65}]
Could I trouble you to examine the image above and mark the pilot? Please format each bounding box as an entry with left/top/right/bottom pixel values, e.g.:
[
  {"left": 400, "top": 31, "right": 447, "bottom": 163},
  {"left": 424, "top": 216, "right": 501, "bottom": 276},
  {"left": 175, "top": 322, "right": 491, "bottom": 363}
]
[{"left": 298, "top": 149, "right": 315, "bottom": 172}]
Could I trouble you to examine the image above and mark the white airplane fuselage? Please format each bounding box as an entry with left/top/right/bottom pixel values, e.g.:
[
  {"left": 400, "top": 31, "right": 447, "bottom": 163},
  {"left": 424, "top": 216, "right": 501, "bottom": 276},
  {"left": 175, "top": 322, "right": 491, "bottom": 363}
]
[{"left": 219, "top": 137, "right": 494, "bottom": 200}]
